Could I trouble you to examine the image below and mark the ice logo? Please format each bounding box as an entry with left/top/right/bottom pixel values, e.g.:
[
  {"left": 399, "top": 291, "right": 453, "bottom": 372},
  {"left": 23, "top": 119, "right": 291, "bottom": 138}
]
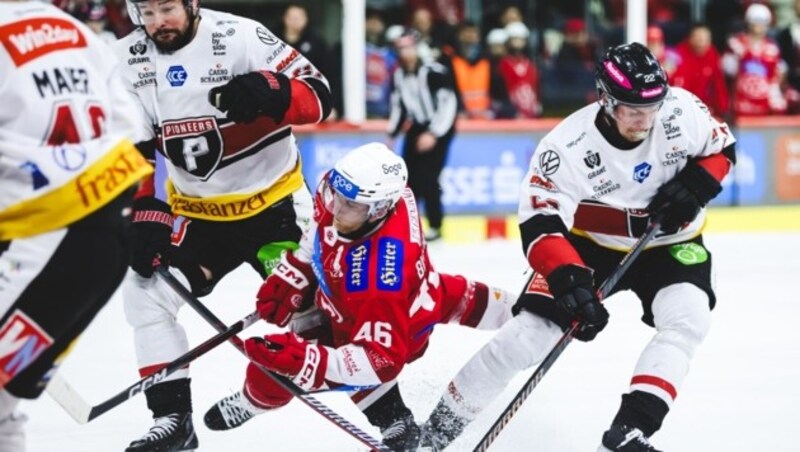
[
  {"left": 166, "top": 65, "right": 187, "bottom": 87},
  {"left": 633, "top": 162, "right": 652, "bottom": 183}
]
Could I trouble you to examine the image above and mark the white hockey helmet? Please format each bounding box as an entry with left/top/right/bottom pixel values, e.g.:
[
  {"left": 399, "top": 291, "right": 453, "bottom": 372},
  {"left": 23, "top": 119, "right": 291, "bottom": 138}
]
[{"left": 328, "top": 142, "right": 408, "bottom": 222}]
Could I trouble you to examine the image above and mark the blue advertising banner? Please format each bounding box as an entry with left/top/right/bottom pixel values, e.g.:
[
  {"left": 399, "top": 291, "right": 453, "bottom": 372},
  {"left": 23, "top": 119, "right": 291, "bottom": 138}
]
[
  {"left": 153, "top": 125, "right": 781, "bottom": 215},
  {"left": 296, "top": 133, "right": 537, "bottom": 214},
  {"left": 710, "top": 131, "right": 766, "bottom": 206}
]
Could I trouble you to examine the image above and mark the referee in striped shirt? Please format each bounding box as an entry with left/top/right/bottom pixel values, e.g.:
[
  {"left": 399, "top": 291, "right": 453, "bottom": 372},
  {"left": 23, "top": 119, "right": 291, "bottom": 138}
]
[{"left": 387, "top": 29, "right": 458, "bottom": 242}]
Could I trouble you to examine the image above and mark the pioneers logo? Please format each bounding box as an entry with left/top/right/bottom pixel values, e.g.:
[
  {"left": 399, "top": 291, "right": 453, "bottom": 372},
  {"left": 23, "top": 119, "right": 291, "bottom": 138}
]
[{"left": 0, "top": 18, "right": 86, "bottom": 66}]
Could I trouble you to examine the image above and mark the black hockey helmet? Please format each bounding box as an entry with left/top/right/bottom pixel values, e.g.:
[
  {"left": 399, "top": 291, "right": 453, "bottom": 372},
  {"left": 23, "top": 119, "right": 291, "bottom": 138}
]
[{"left": 595, "top": 42, "right": 668, "bottom": 108}]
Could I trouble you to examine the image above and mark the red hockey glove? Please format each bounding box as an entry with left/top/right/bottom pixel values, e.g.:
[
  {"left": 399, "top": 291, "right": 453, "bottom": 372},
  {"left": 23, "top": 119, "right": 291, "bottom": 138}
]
[
  {"left": 245, "top": 333, "right": 329, "bottom": 391},
  {"left": 256, "top": 252, "right": 315, "bottom": 327}
]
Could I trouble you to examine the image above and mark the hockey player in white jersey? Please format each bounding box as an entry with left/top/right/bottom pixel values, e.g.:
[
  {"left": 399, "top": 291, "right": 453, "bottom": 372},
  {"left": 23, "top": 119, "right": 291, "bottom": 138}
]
[
  {"left": 115, "top": 0, "right": 331, "bottom": 450},
  {"left": 418, "top": 43, "right": 737, "bottom": 452},
  {"left": 0, "top": 0, "right": 151, "bottom": 450}
]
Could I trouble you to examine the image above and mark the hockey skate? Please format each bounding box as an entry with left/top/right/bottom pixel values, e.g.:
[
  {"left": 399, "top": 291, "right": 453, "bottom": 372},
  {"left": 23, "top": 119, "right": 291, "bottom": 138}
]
[
  {"left": 204, "top": 390, "right": 268, "bottom": 431},
  {"left": 380, "top": 413, "right": 420, "bottom": 451},
  {"left": 598, "top": 424, "right": 662, "bottom": 452},
  {"left": 125, "top": 412, "right": 198, "bottom": 452},
  {"left": 418, "top": 401, "right": 468, "bottom": 452}
]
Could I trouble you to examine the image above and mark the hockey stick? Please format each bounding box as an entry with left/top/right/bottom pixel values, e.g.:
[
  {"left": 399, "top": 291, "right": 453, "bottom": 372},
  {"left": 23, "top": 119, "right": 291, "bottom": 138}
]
[
  {"left": 154, "top": 267, "right": 389, "bottom": 452},
  {"left": 46, "top": 310, "right": 260, "bottom": 424},
  {"left": 472, "top": 218, "right": 663, "bottom": 452}
]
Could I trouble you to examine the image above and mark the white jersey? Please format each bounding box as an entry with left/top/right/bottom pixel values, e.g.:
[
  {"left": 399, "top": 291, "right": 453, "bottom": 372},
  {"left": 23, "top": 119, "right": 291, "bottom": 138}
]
[
  {"left": 519, "top": 87, "right": 735, "bottom": 250},
  {"left": 114, "top": 9, "right": 328, "bottom": 220},
  {"left": 0, "top": 2, "right": 150, "bottom": 240}
]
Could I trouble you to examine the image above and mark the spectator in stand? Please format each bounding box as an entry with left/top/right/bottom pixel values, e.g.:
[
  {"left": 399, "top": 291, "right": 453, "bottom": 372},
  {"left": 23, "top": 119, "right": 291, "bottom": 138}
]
[
  {"left": 646, "top": 25, "right": 679, "bottom": 78},
  {"left": 486, "top": 28, "right": 516, "bottom": 118},
  {"left": 334, "top": 9, "right": 397, "bottom": 119},
  {"left": 498, "top": 22, "right": 541, "bottom": 118},
  {"left": 723, "top": 3, "right": 787, "bottom": 116},
  {"left": 499, "top": 5, "right": 524, "bottom": 27},
  {"left": 276, "top": 4, "right": 330, "bottom": 82},
  {"left": 410, "top": 7, "right": 444, "bottom": 62},
  {"left": 777, "top": 0, "right": 800, "bottom": 113},
  {"left": 364, "top": 10, "right": 397, "bottom": 119},
  {"left": 54, "top": 0, "right": 90, "bottom": 20},
  {"left": 450, "top": 21, "right": 495, "bottom": 118},
  {"left": 671, "top": 24, "right": 730, "bottom": 118},
  {"left": 486, "top": 28, "right": 508, "bottom": 59},
  {"left": 85, "top": 3, "right": 117, "bottom": 45},
  {"left": 552, "top": 18, "right": 598, "bottom": 105},
  {"left": 407, "top": 0, "right": 463, "bottom": 26},
  {"left": 556, "top": 18, "right": 596, "bottom": 69}
]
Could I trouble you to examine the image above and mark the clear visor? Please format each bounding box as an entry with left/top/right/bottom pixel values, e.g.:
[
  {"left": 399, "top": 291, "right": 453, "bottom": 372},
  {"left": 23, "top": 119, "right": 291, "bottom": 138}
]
[
  {"left": 323, "top": 183, "right": 371, "bottom": 225},
  {"left": 611, "top": 101, "right": 663, "bottom": 123}
]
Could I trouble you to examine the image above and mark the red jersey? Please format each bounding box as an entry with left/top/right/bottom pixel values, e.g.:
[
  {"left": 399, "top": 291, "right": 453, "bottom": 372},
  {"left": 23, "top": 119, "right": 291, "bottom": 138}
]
[
  {"left": 725, "top": 33, "right": 786, "bottom": 116},
  {"left": 293, "top": 177, "right": 456, "bottom": 387},
  {"left": 671, "top": 42, "right": 730, "bottom": 117},
  {"left": 498, "top": 55, "right": 541, "bottom": 118}
]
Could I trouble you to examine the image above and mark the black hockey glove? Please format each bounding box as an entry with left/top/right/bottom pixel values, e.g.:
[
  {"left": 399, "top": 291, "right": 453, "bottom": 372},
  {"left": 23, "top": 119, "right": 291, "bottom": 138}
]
[
  {"left": 208, "top": 71, "right": 292, "bottom": 124},
  {"left": 647, "top": 162, "right": 722, "bottom": 234},
  {"left": 547, "top": 265, "right": 609, "bottom": 341},
  {"left": 130, "top": 197, "right": 174, "bottom": 278}
]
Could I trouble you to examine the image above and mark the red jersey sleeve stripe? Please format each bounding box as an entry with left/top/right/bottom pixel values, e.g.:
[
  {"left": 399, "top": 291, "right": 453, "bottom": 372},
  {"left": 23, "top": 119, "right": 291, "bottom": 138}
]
[
  {"left": 527, "top": 234, "right": 585, "bottom": 278},
  {"left": 696, "top": 152, "right": 731, "bottom": 183}
]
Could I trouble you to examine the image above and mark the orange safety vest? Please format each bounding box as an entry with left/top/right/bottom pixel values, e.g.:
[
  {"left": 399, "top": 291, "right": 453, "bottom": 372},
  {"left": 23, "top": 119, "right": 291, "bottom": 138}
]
[{"left": 451, "top": 56, "right": 491, "bottom": 114}]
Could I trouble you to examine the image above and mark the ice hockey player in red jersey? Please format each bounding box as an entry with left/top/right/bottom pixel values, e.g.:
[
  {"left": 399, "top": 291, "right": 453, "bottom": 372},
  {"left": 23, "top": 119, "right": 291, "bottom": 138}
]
[
  {"left": 418, "top": 43, "right": 736, "bottom": 452},
  {"left": 203, "top": 143, "right": 515, "bottom": 451}
]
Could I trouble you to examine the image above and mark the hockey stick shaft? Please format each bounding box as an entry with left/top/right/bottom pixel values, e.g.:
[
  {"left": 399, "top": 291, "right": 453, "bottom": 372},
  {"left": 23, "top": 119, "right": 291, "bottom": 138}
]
[
  {"left": 155, "top": 267, "right": 389, "bottom": 452},
  {"left": 472, "top": 219, "right": 662, "bottom": 452},
  {"left": 46, "top": 311, "right": 260, "bottom": 424}
]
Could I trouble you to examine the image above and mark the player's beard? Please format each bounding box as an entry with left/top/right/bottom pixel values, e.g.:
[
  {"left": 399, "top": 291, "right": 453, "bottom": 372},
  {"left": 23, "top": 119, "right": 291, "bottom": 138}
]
[{"left": 150, "top": 17, "right": 195, "bottom": 52}]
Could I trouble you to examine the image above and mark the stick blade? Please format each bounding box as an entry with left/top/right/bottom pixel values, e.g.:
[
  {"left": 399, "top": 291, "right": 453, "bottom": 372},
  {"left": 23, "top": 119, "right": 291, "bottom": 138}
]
[{"left": 46, "top": 373, "right": 91, "bottom": 424}]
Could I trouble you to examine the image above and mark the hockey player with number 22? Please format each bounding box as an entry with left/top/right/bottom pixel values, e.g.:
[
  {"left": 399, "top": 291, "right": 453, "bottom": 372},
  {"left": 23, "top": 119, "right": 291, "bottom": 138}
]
[
  {"left": 419, "top": 43, "right": 737, "bottom": 452},
  {"left": 203, "top": 143, "right": 515, "bottom": 451}
]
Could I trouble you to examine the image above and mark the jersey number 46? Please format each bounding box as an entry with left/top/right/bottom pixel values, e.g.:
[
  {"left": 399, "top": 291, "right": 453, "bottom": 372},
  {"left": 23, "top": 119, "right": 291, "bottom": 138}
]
[{"left": 353, "top": 321, "right": 392, "bottom": 348}]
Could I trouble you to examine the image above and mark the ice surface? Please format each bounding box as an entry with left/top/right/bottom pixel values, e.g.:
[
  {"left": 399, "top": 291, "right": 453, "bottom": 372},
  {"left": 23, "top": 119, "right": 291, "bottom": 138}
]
[{"left": 23, "top": 233, "right": 800, "bottom": 451}]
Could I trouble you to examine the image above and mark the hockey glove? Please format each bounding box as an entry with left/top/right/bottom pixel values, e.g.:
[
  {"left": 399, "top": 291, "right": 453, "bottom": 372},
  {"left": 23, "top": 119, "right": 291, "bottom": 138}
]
[
  {"left": 130, "top": 197, "right": 174, "bottom": 278},
  {"left": 245, "top": 333, "right": 330, "bottom": 391},
  {"left": 208, "top": 71, "right": 291, "bottom": 124},
  {"left": 256, "top": 251, "right": 315, "bottom": 327},
  {"left": 647, "top": 162, "right": 722, "bottom": 234},
  {"left": 547, "top": 265, "right": 609, "bottom": 341}
]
